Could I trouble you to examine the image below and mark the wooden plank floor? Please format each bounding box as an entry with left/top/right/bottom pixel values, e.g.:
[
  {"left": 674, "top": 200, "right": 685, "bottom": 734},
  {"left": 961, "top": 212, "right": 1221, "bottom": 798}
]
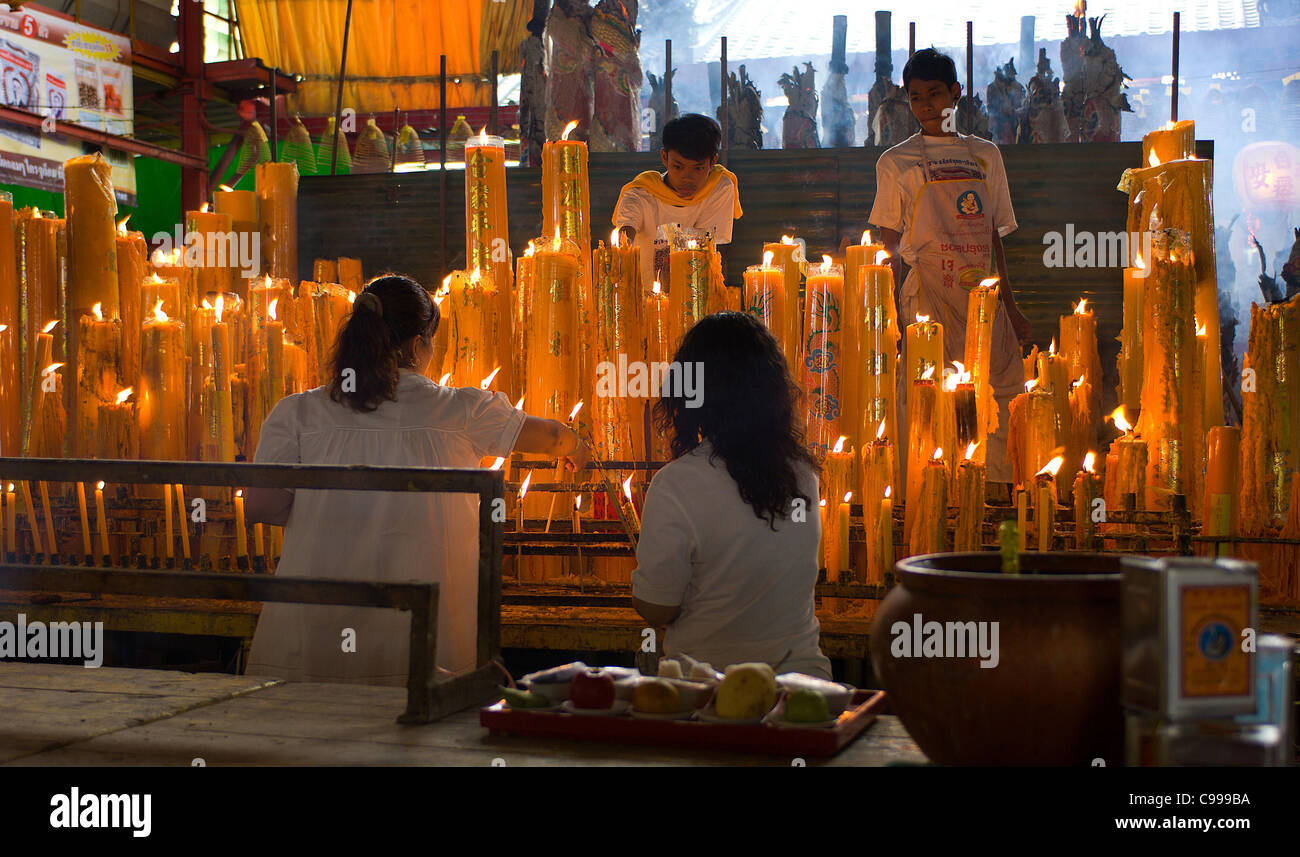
[{"left": 0, "top": 663, "right": 926, "bottom": 766}]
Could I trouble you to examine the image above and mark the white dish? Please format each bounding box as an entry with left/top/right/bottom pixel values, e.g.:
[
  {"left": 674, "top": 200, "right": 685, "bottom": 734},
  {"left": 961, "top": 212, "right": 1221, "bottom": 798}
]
[
  {"left": 765, "top": 711, "right": 840, "bottom": 729},
  {"left": 503, "top": 699, "right": 561, "bottom": 713},
  {"left": 629, "top": 707, "right": 696, "bottom": 721},
  {"left": 560, "top": 699, "right": 632, "bottom": 717},
  {"left": 695, "top": 702, "right": 768, "bottom": 726}
]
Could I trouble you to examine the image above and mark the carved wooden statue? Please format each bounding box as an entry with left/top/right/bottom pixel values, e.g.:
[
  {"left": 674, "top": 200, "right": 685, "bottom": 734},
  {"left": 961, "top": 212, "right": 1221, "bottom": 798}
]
[
  {"left": 1060, "top": 6, "right": 1132, "bottom": 142},
  {"left": 719, "top": 64, "right": 763, "bottom": 150},
  {"left": 986, "top": 58, "right": 1026, "bottom": 145},
  {"left": 779, "top": 62, "right": 819, "bottom": 149},
  {"left": 518, "top": 0, "right": 549, "bottom": 167},
  {"left": 590, "top": 0, "right": 642, "bottom": 152},
  {"left": 1017, "top": 48, "right": 1067, "bottom": 143},
  {"left": 543, "top": 0, "right": 595, "bottom": 143},
  {"left": 647, "top": 69, "right": 679, "bottom": 152}
]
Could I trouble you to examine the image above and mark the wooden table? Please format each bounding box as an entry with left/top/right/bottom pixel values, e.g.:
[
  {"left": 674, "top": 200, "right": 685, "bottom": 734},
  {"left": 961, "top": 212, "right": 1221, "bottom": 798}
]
[{"left": 0, "top": 663, "right": 927, "bottom": 766}]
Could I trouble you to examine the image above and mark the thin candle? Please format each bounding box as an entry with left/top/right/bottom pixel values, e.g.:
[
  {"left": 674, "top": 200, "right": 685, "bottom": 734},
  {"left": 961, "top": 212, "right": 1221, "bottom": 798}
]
[
  {"left": 163, "top": 483, "right": 174, "bottom": 561},
  {"left": 20, "top": 481, "right": 43, "bottom": 557},
  {"left": 76, "top": 482, "right": 92, "bottom": 559},
  {"left": 94, "top": 480, "right": 109, "bottom": 564},
  {"left": 5, "top": 483, "right": 15, "bottom": 556},
  {"left": 1035, "top": 456, "right": 1064, "bottom": 551},
  {"left": 174, "top": 484, "right": 190, "bottom": 562},
  {"left": 234, "top": 489, "right": 248, "bottom": 567}
]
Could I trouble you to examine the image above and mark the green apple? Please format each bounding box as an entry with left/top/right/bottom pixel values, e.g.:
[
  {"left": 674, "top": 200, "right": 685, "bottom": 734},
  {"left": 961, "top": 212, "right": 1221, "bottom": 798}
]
[{"left": 784, "top": 689, "right": 831, "bottom": 723}]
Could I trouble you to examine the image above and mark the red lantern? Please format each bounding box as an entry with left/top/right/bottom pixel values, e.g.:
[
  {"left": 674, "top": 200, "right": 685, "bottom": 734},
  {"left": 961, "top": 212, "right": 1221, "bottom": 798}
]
[{"left": 1233, "top": 141, "right": 1300, "bottom": 211}]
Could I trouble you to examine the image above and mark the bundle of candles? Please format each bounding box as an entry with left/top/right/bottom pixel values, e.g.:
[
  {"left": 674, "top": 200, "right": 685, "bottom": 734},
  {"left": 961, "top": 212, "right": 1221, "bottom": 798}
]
[{"left": 0, "top": 154, "right": 320, "bottom": 571}]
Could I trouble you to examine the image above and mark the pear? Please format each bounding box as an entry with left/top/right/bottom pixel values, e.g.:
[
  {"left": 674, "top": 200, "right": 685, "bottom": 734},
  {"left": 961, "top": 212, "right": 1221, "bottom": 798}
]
[
  {"left": 632, "top": 678, "right": 682, "bottom": 714},
  {"left": 715, "top": 662, "right": 778, "bottom": 719}
]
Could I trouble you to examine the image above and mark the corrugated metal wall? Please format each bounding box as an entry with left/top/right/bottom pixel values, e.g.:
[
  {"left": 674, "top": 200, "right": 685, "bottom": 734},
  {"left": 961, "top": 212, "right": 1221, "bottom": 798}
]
[{"left": 299, "top": 141, "right": 1212, "bottom": 412}]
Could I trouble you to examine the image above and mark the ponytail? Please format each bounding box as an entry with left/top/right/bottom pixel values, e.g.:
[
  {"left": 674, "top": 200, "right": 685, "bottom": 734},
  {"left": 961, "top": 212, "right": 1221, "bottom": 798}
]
[{"left": 328, "top": 273, "right": 437, "bottom": 412}]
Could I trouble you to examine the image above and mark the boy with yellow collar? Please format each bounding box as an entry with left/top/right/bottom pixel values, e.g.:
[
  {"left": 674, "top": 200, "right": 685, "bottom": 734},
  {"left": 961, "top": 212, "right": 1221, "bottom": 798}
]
[{"left": 614, "top": 114, "right": 743, "bottom": 289}]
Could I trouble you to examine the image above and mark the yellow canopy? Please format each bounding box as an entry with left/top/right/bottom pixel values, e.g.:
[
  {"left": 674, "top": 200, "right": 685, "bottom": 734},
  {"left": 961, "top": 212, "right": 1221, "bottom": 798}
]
[{"left": 235, "top": 0, "right": 531, "bottom": 115}]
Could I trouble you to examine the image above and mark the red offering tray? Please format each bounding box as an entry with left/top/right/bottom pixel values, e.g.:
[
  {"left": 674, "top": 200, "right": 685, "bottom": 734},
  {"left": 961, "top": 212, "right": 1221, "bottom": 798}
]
[{"left": 480, "top": 689, "right": 886, "bottom": 758}]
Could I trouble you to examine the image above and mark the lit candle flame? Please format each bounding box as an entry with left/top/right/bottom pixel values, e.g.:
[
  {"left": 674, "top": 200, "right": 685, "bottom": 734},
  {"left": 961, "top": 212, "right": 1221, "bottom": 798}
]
[
  {"left": 0, "top": 325, "right": 5, "bottom": 333},
  {"left": 622, "top": 474, "right": 634, "bottom": 502},
  {"left": 1109, "top": 405, "right": 1133, "bottom": 434},
  {"left": 439, "top": 372, "right": 452, "bottom": 385},
  {"left": 1148, "top": 149, "right": 1160, "bottom": 168},
  {"left": 470, "top": 266, "right": 482, "bottom": 285},
  {"left": 1071, "top": 374, "right": 1086, "bottom": 391},
  {"left": 884, "top": 485, "right": 892, "bottom": 499},
  {"left": 568, "top": 401, "right": 584, "bottom": 423},
  {"left": 215, "top": 294, "right": 225, "bottom": 322},
  {"left": 762, "top": 249, "right": 775, "bottom": 267},
  {"left": 490, "top": 456, "right": 505, "bottom": 471},
  {"left": 561, "top": 120, "right": 579, "bottom": 141},
  {"left": 943, "top": 370, "right": 959, "bottom": 392},
  {"left": 1083, "top": 451, "right": 1097, "bottom": 473},
  {"left": 1025, "top": 378, "right": 1038, "bottom": 392},
  {"left": 1049, "top": 338, "right": 1057, "bottom": 356},
  {"left": 6, "top": 483, "right": 12, "bottom": 491},
  {"left": 219, "top": 184, "right": 234, "bottom": 192},
  {"left": 524, "top": 240, "right": 536, "bottom": 258},
  {"left": 264, "top": 273, "right": 272, "bottom": 289},
  {"left": 979, "top": 276, "right": 1000, "bottom": 288},
  {"left": 200, "top": 202, "right": 210, "bottom": 213},
  {"left": 652, "top": 280, "right": 662, "bottom": 295},
  {"left": 44, "top": 362, "right": 64, "bottom": 375},
  {"left": 268, "top": 298, "right": 279, "bottom": 322},
  {"left": 861, "top": 230, "right": 872, "bottom": 246},
  {"left": 832, "top": 435, "right": 847, "bottom": 454},
  {"left": 151, "top": 272, "right": 164, "bottom": 284},
  {"left": 96, "top": 480, "right": 105, "bottom": 491},
  {"left": 915, "top": 314, "right": 930, "bottom": 324},
  {"left": 687, "top": 238, "right": 699, "bottom": 251},
  {"left": 965, "top": 441, "right": 978, "bottom": 461},
  {"left": 347, "top": 290, "right": 356, "bottom": 304},
  {"left": 819, "top": 254, "right": 833, "bottom": 274},
  {"left": 115, "top": 388, "right": 133, "bottom": 405},
  {"left": 819, "top": 498, "right": 827, "bottom": 508},
  {"left": 932, "top": 447, "right": 943, "bottom": 461},
  {"left": 514, "top": 395, "right": 525, "bottom": 410},
  {"left": 1133, "top": 252, "right": 1145, "bottom": 269},
  {"left": 575, "top": 495, "right": 583, "bottom": 512},
  {"left": 42, "top": 319, "right": 58, "bottom": 334},
  {"left": 1195, "top": 320, "right": 1207, "bottom": 337},
  {"left": 202, "top": 297, "right": 212, "bottom": 310},
  {"left": 236, "top": 489, "right": 243, "bottom": 498},
  {"left": 920, "top": 365, "right": 935, "bottom": 381},
  {"left": 552, "top": 229, "right": 562, "bottom": 252},
  {"left": 1037, "top": 456, "right": 1065, "bottom": 478},
  {"left": 116, "top": 215, "right": 130, "bottom": 234},
  {"left": 781, "top": 235, "right": 795, "bottom": 245},
  {"left": 610, "top": 227, "right": 620, "bottom": 249},
  {"left": 875, "top": 249, "right": 889, "bottom": 265},
  {"left": 477, "top": 126, "right": 490, "bottom": 145},
  {"left": 876, "top": 420, "right": 886, "bottom": 440},
  {"left": 843, "top": 490, "right": 852, "bottom": 503},
  {"left": 519, "top": 471, "right": 532, "bottom": 499},
  {"left": 91, "top": 302, "right": 103, "bottom": 321},
  {"left": 1074, "top": 297, "right": 1088, "bottom": 314},
  {"left": 32, "top": 209, "right": 41, "bottom": 219},
  {"left": 480, "top": 366, "right": 502, "bottom": 390},
  {"left": 153, "top": 300, "right": 168, "bottom": 322}
]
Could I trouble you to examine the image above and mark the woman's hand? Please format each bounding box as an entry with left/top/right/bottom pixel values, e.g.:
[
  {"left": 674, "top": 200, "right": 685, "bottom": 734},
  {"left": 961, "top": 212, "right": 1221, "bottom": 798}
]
[{"left": 563, "top": 432, "right": 590, "bottom": 474}]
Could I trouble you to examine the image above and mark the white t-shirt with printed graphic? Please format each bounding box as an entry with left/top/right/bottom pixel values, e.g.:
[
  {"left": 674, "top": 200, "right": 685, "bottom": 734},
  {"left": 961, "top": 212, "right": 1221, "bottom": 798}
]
[
  {"left": 868, "top": 133, "right": 1018, "bottom": 266},
  {"left": 612, "top": 174, "right": 737, "bottom": 289}
]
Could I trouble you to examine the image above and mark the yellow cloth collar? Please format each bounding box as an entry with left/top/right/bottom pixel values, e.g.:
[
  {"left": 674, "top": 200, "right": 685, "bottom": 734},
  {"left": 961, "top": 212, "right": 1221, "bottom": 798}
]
[{"left": 615, "top": 164, "right": 743, "bottom": 220}]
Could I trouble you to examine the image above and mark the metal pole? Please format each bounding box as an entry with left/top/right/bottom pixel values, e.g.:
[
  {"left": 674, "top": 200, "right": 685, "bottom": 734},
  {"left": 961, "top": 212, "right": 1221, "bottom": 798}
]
[
  {"left": 1171, "top": 12, "right": 1180, "bottom": 122},
  {"left": 489, "top": 50, "right": 499, "bottom": 136},
  {"left": 966, "top": 21, "right": 973, "bottom": 105},
  {"left": 269, "top": 66, "right": 278, "bottom": 161},
  {"left": 330, "top": 0, "right": 356, "bottom": 175},
  {"left": 909, "top": 22, "right": 915, "bottom": 58},
  {"left": 130, "top": 0, "right": 136, "bottom": 40},
  {"left": 440, "top": 54, "right": 448, "bottom": 272},
  {"left": 664, "top": 39, "right": 673, "bottom": 135},
  {"left": 719, "top": 36, "right": 728, "bottom": 163},
  {"left": 391, "top": 108, "right": 400, "bottom": 172}
]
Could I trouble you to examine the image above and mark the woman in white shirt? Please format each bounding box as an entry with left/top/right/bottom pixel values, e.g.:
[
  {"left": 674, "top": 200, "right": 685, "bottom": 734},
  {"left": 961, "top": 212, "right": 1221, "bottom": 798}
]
[
  {"left": 245, "top": 274, "right": 588, "bottom": 685},
  {"left": 632, "top": 312, "right": 833, "bottom": 679}
]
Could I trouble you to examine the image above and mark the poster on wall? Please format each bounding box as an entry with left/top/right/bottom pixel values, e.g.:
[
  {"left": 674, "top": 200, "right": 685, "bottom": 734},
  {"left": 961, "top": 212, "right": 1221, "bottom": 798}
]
[{"left": 0, "top": 5, "right": 135, "bottom": 205}]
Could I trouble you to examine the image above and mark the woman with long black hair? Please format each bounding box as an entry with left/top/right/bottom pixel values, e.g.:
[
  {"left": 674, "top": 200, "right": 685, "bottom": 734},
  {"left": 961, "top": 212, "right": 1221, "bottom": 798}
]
[
  {"left": 632, "top": 311, "right": 832, "bottom": 678},
  {"left": 245, "top": 274, "right": 588, "bottom": 685}
]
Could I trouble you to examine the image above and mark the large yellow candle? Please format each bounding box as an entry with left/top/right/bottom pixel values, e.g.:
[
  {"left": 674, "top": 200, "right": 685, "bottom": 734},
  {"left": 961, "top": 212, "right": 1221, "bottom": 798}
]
[
  {"left": 905, "top": 314, "right": 944, "bottom": 383},
  {"left": 139, "top": 300, "right": 187, "bottom": 460},
  {"left": 644, "top": 280, "right": 672, "bottom": 462},
  {"left": 96, "top": 387, "right": 137, "bottom": 460},
  {"left": 822, "top": 436, "right": 853, "bottom": 581},
  {"left": 76, "top": 302, "right": 122, "bottom": 458},
  {"left": 954, "top": 442, "right": 985, "bottom": 551},
  {"left": 1121, "top": 255, "right": 1146, "bottom": 416},
  {"left": 21, "top": 214, "right": 64, "bottom": 386},
  {"left": 186, "top": 206, "right": 235, "bottom": 309},
  {"left": 23, "top": 326, "right": 56, "bottom": 456},
  {"left": 803, "top": 257, "right": 846, "bottom": 456},
  {"left": 466, "top": 131, "right": 514, "bottom": 396},
  {"left": 668, "top": 239, "right": 711, "bottom": 346},
  {"left": 1136, "top": 230, "right": 1196, "bottom": 511},
  {"left": 114, "top": 222, "right": 146, "bottom": 389},
  {"left": 844, "top": 232, "right": 886, "bottom": 454},
  {"left": 1239, "top": 295, "right": 1300, "bottom": 534},
  {"left": 1203, "top": 425, "right": 1239, "bottom": 555},
  {"left": 744, "top": 251, "right": 787, "bottom": 345},
  {"left": 1073, "top": 451, "right": 1100, "bottom": 550},
  {"left": 511, "top": 243, "right": 536, "bottom": 390},
  {"left": 64, "top": 153, "right": 120, "bottom": 318},
  {"left": 524, "top": 236, "right": 580, "bottom": 456},
  {"left": 210, "top": 297, "right": 236, "bottom": 462},
  {"left": 213, "top": 183, "right": 258, "bottom": 301},
  {"left": 443, "top": 267, "right": 500, "bottom": 390},
  {"left": 963, "top": 278, "right": 1000, "bottom": 464},
  {"left": 0, "top": 192, "right": 18, "bottom": 456},
  {"left": 1008, "top": 379, "right": 1059, "bottom": 490},
  {"left": 1104, "top": 406, "right": 1148, "bottom": 537},
  {"left": 256, "top": 162, "right": 299, "bottom": 281},
  {"left": 592, "top": 231, "right": 644, "bottom": 464},
  {"left": 1037, "top": 341, "right": 1072, "bottom": 451},
  {"left": 542, "top": 123, "right": 592, "bottom": 403},
  {"left": 1059, "top": 297, "right": 1101, "bottom": 440},
  {"left": 860, "top": 250, "right": 899, "bottom": 484},
  {"left": 1035, "top": 456, "right": 1063, "bottom": 550},
  {"left": 1141, "top": 119, "right": 1195, "bottom": 171},
  {"left": 860, "top": 422, "right": 895, "bottom": 584},
  {"left": 762, "top": 236, "right": 804, "bottom": 372},
  {"left": 910, "top": 448, "right": 948, "bottom": 556},
  {"left": 905, "top": 375, "right": 939, "bottom": 547},
  {"left": 337, "top": 258, "right": 364, "bottom": 294}
]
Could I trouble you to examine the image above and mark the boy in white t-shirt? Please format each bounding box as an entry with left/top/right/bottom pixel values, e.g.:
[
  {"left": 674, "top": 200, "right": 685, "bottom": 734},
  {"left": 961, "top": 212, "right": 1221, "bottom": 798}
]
[
  {"left": 868, "top": 48, "right": 1032, "bottom": 483},
  {"left": 613, "top": 113, "right": 742, "bottom": 288}
]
